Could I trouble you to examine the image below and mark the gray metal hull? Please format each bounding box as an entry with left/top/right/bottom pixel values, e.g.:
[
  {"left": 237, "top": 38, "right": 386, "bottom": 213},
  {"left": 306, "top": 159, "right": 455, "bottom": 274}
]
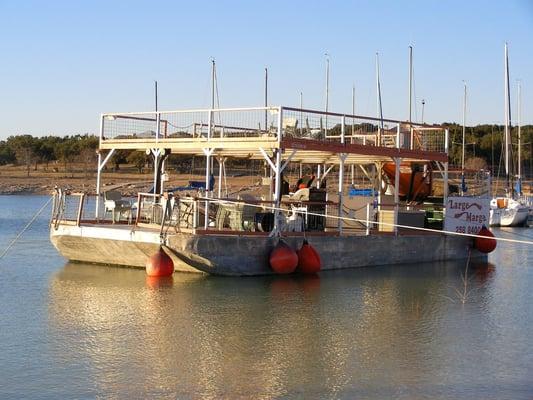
[{"left": 50, "top": 224, "right": 486, "bottom": 276}]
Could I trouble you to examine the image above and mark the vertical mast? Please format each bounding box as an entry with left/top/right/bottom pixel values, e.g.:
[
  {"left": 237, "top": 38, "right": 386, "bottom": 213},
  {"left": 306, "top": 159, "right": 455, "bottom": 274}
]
[
  {"left": 264, "top": 67, "right": 268, "bottom": 131},
  {"left": 517, "top": 80, "right": 522, "bottom": 185},
  {"left": 324, "top": 53, "right": 330, "bottom": 135},
  {"left": 408, "top": 46, "right": 413, "bottom": 123},
  {"left": 155, "top": 80, "right": 158, "bottom": 112},
  {"left": 375, "top": 53, "right": 384, "bottom": 142},
  {"left": 211, "top": 58, "right": 215, "bottom": 109},
  {"left": 352, "top": 84, "right": 355, "bottom": 136},
  {"left": 462, "top": 81, "right": 466, "bottom": 173},
  {"left": 504, "top": 43, "right": 512, "bottom": 195},
  {"left": 325, "top": 53, "right": 330, "bottom": 113},
  {"left": 299, "top": 91, "right": 303, "bottom": 136}
]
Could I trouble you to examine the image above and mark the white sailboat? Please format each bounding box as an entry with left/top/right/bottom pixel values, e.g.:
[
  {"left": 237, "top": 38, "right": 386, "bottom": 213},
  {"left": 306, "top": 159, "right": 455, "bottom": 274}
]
[{"left": 489, "top": 43, "right": 529, "bottom": 227}]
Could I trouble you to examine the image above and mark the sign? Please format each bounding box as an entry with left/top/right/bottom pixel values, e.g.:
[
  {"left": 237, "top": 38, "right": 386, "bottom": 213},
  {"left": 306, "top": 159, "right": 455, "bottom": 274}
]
[{"left": 444, "top": 197, "right": 490, "bottom": 235}]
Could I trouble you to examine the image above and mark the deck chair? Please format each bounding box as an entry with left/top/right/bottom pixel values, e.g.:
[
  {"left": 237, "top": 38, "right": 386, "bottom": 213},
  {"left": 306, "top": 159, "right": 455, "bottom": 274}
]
[{"left": 103, "top": 191, "right": 132, "bottom": 223}]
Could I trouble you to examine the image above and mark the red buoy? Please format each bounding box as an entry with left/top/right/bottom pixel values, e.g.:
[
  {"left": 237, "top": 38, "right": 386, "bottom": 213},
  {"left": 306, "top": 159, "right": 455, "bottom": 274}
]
[
  {"left": 474, "top": 225, "right": 497, "bottom": 254},
  {"left": 269, "top": 240, "right": 298, "bottom": 274},
  {"left": 146, "top": 247, "right": 174, "bottom": 277},
  {"left": 297, "top": 239, "right": 321, "bottom": 274}
]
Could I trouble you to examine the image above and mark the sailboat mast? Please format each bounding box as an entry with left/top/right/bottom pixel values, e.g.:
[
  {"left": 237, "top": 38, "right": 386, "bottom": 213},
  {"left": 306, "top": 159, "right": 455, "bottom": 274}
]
[
  {"left": 462, "top": 81, "right": 466, "bottom": 172},
  {"left": 517, "top": 80, "right": 521, "bottom": 182},
  {"left": 352, "top": 84, "right": 355, "bottom": 136},
  {"left": 408, "top": 46, "right": 413, "bottom": 123},
  {"left": 324, "top": 53, "right": 330, "bottom": 135},
  {"left": 155, "top": 80, "right": 158, "bottom": 112},
  {"left": 504, "top": 43, "right": 512, "bottom": 195},
  {"left": 376, "top": 52, "right": 384, "bottom": 140},
  {"left": 264, "top": 67, "right": 268, "bottom": 131},
  {"left": 211, "top": 59, "right": 215, "bottom": 109}
]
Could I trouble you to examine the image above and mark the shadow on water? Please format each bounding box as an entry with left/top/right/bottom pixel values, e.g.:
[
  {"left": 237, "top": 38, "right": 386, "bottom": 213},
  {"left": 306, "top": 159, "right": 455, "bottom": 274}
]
[{"left": 43, "top": 258, "right": 533, "bottom": 399}]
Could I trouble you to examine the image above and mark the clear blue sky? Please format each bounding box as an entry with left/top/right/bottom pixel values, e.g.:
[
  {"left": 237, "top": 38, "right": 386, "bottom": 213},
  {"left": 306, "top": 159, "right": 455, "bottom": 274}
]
[{"left": 1, "top": 0, "right": 532, "bottom": 138}]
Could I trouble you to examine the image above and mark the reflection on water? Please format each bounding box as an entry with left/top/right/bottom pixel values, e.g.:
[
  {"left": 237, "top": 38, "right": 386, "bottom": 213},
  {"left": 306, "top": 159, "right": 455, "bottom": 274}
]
[
  {"left": 0, "top": 195, "right": 531, "bottom": 399},
  {"left": 44, "top": 258, "right": 532, "bottom": 399}
]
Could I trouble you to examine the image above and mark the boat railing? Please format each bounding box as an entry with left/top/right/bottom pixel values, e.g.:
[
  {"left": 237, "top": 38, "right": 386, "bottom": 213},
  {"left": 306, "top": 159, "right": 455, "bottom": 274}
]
[
  {"left": 51, "top": 189, "right": 447, "bottom": 235},
  {"left": 51, "top": 189, "right": 88, "bottom": 228},
  {"left": 99, "top": 106, "right": 447, "bottom": 153},
  {"left": 100, "top": 107, "right": 280, "bottom": 142}
]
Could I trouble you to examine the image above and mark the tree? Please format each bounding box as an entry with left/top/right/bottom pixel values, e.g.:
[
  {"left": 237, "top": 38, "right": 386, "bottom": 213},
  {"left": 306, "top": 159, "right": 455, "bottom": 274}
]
[
  {"left": 55, "top": 140, "right": 79, "bottom": 175},
  {"left": 112, "top": 150, "right": 131, "bottom": 171},
  {"left": 127, "top": 151, "right": 148, "bottom": 173},
  {"left": 78, "top": 135, "right": 99, "bottom": 178},
  {"left": 7, "top": 135, "right": 37, "bottom": 177},
  {"left": 0, "top": 141, "right": 16, "bottom": 165}
]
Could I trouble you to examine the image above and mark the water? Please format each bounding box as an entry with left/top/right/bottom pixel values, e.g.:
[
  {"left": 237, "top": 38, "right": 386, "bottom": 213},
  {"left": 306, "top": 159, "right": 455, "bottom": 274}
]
[{"left": 0, "top": 195, "right": 532, "bottom": 399}]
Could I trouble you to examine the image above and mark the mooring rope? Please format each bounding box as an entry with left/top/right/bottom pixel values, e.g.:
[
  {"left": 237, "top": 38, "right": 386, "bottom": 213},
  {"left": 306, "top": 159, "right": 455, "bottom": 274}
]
[
  {"left": 197, "top": 196, "right": 533, "bottom": 246},
  {"left": 0, "top": 197, "right": 53, "bottom": 261}
]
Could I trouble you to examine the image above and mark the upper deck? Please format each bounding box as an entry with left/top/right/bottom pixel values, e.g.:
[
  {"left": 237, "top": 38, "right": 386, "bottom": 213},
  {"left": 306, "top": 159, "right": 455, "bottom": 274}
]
[{"left": 99, "top": 106, "right": 449, "bottom": 164}]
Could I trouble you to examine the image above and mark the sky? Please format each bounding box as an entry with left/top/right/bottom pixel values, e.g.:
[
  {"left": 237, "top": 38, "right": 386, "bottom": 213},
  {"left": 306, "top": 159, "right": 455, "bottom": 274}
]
[{"left": 1, "top": 0, "right": 533, "bottom": 138}]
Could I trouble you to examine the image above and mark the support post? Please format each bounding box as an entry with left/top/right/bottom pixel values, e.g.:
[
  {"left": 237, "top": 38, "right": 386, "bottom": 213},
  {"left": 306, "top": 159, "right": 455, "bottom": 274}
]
[
  {"left": 341, "top": 115, "right": 345, "bottom": 144},
  {"left": 95, "top": 151, "right": 102, "bottom": 219},
  {"left": 271, "top": 107, "right": 283, "bottom": 235},
  {"left": 338, "top": 154, "right": 347, "bottom": 233},
  {"left": 394, "top": 157, "right": 401, "bottom": 236},
  {"left": 217, "top": 156, "right": 224, "bottom": 198},
  {"left": 203, "top": 148, "right": 214, "bottom": 229},
  {"left": 376, "top": 163, "right": 382, "bottom": 212},
  {"left": 95, "top": 148, "right": 115, "bottom": 219},
  {"left": 443, "top": 128, "right": 449, "bottom": 208},
  {"left": 152, "top": 149, "right": 160, "bottom": 199},
  {"left": 273, "top": 149, "right": 282, "bottom": 233},
  {"left": 95, "top": 114, "right": 104, "bottom": 219},
  {"left": 366, "top": 203, "right": 371, "bottom": 236}
]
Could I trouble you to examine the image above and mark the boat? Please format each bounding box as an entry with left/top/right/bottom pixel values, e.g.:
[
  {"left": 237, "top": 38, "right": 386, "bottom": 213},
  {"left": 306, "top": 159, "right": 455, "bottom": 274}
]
[
  {"left": 49, "top": 101, "right": 491, "bottom": 276},
  {"left": 490, "top": 197, "right": 529, "bottom": 226},
  {"left": 489, "top": 43, "right": 529, "bottom": 227}
]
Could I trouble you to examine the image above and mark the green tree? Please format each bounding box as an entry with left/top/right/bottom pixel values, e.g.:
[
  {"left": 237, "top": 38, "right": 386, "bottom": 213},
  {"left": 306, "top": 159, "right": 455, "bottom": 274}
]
[
  {"left": 127, "top": 151, "right": 148, "bottom": 173},
  {"left": 7, "top": 135, "right": 37, "bottom": 177}
]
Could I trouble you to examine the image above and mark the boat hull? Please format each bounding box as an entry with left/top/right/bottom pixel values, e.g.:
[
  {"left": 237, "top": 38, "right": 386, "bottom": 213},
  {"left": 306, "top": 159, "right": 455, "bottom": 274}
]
[
  {"left": 51, "top": 224, "right": 486, "bottom": 276},
  {"left": 490, "top": 207, "right": 529, "bottom": 227}
]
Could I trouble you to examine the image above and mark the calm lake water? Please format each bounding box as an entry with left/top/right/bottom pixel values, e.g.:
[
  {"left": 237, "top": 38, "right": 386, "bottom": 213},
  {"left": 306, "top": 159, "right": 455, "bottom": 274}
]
[{"left": 0, "top": 195, "right": 532, "bottom": 399}]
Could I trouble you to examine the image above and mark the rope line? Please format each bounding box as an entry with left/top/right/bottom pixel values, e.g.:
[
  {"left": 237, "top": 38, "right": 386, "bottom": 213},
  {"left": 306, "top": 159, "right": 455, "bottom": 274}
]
[
  {"left": 0, "top": 197, "right": 53, "bottom": 261},
  {"left": 197, "top": 196, "right": 533, "bottom": 246}
]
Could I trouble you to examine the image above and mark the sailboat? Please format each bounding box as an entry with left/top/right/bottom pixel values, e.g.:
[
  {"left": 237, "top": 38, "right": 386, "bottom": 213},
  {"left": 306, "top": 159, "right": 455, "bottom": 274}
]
[{"left": 489, "top": 43, "right": 529, "bottom": 227}]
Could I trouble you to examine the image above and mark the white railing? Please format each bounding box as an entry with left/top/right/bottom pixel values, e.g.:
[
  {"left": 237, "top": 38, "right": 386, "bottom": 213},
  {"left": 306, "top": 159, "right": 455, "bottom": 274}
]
[{"left": 99, "top": 106, "right": 447, "bottom": 153}]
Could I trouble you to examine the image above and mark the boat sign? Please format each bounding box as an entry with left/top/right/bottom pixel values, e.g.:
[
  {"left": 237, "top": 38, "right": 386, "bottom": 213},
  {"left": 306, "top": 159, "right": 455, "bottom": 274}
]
[{"left": 444, "top": 197, "right": 490, "bottom": 234}]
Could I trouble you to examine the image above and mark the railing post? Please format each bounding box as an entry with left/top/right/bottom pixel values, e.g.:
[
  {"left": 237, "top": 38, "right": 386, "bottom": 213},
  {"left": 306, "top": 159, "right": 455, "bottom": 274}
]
[
  {"left": 341, "top": 115, "right": 345, "bottom": 144},
  {"left": 396, "top": 123, "right": 401, "bottom": 148},
  {"left": 135, "top": 193, "right": 142, "bottom": 225},
  {"left": 193, "top": 198, "right": 198, "bottom": 232},
  {"left": 208, "top": 109, "right": 212, "bottom": 140},
  {"left": 277, "top": 107, "right": 283, "bottom": 145},
  {"left": 76, "top": 193, "right": 85, "bottom": 227},
  {"left": 366, "top": 203, "right": 371, "bottom": 235}
]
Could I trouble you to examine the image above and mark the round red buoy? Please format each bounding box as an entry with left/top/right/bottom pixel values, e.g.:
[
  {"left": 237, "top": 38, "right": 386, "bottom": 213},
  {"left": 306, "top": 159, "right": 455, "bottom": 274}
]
[
  {"left": 146, "top": 247, "right": 174, "bottom": 277},
  {"left": 269, "top": 239, "right": 298, "bottom": 274},
  {"left": 297, "top": 239, "right": 321, "bottom": 274},
  {"left": 474, "top": 225, "right": 497, "bottom": 254}
]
